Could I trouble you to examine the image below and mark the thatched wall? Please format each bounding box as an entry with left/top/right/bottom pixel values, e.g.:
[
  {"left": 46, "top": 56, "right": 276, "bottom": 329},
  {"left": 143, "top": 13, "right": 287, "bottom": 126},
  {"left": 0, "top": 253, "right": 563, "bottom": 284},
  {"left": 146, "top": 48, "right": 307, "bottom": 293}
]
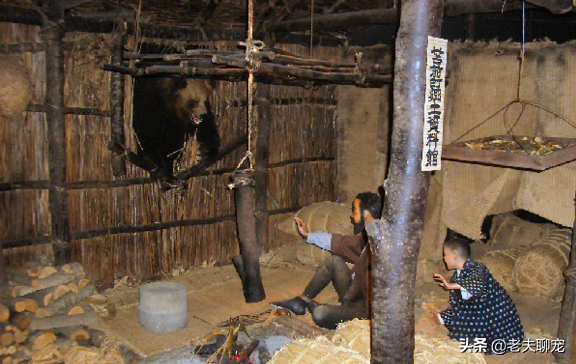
[{"left": 0, "top": 23, "right": 338, "bottom": 283}]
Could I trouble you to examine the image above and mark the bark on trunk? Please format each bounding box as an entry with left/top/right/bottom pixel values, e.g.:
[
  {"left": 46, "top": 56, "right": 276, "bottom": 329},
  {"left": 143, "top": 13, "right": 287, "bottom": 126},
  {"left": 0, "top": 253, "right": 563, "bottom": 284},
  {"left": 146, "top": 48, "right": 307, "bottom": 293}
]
[
  {"left": 232, "top": 170, "right": 266, "bottom": 303},
  {"left": 369, "top": 0, "right": 443, "bottom": 363},
  {"left": 554, "top": 192, "right": 576, "bottom": 364}
]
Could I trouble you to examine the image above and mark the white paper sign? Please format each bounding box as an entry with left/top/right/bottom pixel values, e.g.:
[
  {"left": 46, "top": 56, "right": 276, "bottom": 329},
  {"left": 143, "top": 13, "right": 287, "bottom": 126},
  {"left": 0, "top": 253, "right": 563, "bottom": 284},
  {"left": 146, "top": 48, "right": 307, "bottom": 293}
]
[{"left": 421, "top": 36, "right": 448, "bottom": 171}]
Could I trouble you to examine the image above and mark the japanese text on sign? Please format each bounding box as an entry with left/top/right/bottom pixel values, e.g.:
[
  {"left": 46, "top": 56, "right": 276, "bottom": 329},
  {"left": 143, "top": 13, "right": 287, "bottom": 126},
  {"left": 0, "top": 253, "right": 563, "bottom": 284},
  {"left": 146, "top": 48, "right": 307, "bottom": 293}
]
[{"left": 421, "top": 36, "right": 448, "bottom": 171}]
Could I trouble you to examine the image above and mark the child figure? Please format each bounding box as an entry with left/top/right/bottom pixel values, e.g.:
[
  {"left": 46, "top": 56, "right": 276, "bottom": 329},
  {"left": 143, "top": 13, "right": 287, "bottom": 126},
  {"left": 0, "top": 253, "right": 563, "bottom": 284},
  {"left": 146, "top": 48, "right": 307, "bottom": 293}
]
[{"left": 433, "top": 238, "right": 524, "bottom": 354}]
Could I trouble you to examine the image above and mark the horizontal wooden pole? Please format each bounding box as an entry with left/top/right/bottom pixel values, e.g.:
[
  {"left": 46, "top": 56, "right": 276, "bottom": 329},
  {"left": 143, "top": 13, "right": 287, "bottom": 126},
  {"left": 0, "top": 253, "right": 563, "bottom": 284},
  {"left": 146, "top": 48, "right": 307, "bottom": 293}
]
[
  {"left": 0, "top": 205, "right": 304, "bottom": 248},
  {"left": 0, "top": 157, "right": 333, "bottom": 192},
  {"left": 26, "top": 104, "right": 111, "bottom": 117},
  {"left": 268, "top": 156, "right": 335, "bottom": 168},
  {"left": 0, "top": 5, "right": 344, "bottom": 48},
  {"left": 105, "top": 63, "right": 391, "bottom": 87},
  {"left": 264, "top": 8, "right": 398, "bottom": 33}
]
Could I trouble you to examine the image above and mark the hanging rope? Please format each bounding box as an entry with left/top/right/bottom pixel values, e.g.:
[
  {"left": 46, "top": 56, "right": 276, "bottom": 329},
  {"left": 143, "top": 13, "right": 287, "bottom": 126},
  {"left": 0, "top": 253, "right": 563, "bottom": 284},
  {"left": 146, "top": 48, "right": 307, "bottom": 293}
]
[
  {"left": 516, "top": 0, "right": 525, "bottom": 100},
  {"left": 229, "top": 0, "right": 263, "bottom": 188},
  {"left": 449, "top": 0, "right": 576, "bottom": 146}
]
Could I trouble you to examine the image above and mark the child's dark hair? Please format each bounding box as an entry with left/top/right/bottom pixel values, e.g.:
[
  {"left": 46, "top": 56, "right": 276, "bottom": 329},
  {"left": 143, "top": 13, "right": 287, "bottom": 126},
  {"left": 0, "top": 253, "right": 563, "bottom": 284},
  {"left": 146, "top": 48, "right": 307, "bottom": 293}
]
[
  {"left": 355, "top": 192, "right": 382, "bottom": 219},
  {"left": 444, "top": 238, "right": 471, "bottom": 260}
]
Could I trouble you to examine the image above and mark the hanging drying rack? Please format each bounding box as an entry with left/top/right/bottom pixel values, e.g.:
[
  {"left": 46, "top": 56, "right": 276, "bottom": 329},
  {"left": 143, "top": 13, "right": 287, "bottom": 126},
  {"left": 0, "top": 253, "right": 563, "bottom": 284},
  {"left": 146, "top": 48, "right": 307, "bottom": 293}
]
[{"left": 441, "top": 1, "right": 576, "bottom": 172}]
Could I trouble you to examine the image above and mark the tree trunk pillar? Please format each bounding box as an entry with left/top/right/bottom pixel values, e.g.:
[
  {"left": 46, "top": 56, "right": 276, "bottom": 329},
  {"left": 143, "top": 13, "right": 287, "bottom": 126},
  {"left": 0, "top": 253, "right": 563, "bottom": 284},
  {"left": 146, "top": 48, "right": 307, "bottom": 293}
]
[{"left": 369, "top": 1, "right": 443, "bottom": 363}]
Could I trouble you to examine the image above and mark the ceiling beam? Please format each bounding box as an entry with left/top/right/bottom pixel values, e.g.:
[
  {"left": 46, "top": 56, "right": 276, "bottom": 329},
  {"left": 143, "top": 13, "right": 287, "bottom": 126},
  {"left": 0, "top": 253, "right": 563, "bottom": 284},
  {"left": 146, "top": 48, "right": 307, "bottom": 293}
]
[
  {"left": 263, "top": 8, "right": 398, "bottom": 33},
  {"left": 445, "top": 0, "right": 574, "bottom": 16},
  {"left": 264, "top": 0, "right": 574, "bottom": 34}
]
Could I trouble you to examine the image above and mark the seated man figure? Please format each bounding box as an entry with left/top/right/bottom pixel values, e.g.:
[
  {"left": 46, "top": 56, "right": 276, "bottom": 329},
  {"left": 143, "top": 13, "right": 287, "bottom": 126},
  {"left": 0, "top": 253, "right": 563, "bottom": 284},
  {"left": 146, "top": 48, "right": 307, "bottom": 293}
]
[{"left": 271, "top": 192, "right": 382, "bottom": 329}]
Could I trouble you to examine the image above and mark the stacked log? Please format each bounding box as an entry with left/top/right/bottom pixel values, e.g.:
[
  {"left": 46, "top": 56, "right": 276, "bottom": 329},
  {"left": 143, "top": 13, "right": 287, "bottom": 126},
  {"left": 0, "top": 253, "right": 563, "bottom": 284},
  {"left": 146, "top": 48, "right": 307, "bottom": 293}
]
[{"left": 0, "top": 262, "right": 112, "bottom": 364}]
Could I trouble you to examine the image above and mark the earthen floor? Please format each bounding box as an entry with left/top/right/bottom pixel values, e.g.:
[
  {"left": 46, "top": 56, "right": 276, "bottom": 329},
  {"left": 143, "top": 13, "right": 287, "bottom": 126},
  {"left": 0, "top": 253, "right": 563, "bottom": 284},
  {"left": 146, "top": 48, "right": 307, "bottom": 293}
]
[{"left": 95, "top": 248, "right": 562, "bottom": 363}]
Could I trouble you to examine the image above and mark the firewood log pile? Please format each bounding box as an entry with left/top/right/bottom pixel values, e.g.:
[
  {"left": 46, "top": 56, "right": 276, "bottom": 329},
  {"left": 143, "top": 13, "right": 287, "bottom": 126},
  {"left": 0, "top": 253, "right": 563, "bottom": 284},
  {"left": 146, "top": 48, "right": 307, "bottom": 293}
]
[{"left": 0, "top": 262, "right": 121, "bottom": 364}]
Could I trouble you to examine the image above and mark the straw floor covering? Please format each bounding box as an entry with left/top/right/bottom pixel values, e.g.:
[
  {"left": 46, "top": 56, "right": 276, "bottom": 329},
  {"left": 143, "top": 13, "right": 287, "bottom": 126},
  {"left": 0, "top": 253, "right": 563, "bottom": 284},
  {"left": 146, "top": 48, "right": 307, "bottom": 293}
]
[{"left": 95, "top": 247, "right": 562, "bottom": 364}]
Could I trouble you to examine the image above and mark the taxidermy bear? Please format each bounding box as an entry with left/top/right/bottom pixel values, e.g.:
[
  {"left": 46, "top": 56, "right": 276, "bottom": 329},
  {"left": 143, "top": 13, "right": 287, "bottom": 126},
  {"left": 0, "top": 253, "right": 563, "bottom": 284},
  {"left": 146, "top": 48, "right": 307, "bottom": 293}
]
[{"left": 132, "top": 77, "right": 220, "bottom": 187}]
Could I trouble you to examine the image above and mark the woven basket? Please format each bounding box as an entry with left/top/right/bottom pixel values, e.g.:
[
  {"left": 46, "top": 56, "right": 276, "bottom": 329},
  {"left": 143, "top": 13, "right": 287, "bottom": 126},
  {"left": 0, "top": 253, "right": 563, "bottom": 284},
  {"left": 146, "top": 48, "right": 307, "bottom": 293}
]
[
  {"left": 0, "top": 55, "right": 32, "bottom": 117},
  {"left": 476, "top": 246, "right": 525, "bottom": 293},
  {"left": 513, "top": 228, "right": 571, "bottom": 301}
]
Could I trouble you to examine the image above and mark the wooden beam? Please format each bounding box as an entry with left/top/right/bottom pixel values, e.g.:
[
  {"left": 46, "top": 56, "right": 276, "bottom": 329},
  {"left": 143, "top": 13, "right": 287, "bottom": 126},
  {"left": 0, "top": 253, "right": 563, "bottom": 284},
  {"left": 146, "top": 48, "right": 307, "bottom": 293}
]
[
  {"left": 103, "top": 62, "right": 391, "bottom": 87},
  {"left": 109, "top": 25, "right": 127, "bottom": 178},
  {"left": 254, "top": 83, "right": 272, "bottom": 253},
  {"left": 263, "top": 8, "right": 398, "bottom": 33},
  {"left": 0, "top": 244, "right": 9, "bottom": 300},
  {"left": 42, "top": 18, "right": 71, "bottom": 264},
  {"left": 60, "top": 0, "right": 98, "bottom": 10},
  {"left": 444, "top": 0, "right": 574, "bottom": 16},
  {"left": 0, "top": 206, "right": 303, "bottom": 249},
  {"left": 554, "top": 193, "right": 576, "bottom": 364},
  {"left": 0, "top": 153, "right": 331, "bottom": 192}
]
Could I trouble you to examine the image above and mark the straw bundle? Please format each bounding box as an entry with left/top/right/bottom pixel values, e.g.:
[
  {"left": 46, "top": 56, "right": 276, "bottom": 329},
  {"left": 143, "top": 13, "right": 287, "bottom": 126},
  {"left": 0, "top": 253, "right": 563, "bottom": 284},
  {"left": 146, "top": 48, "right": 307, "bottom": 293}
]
[
  {"left": 513, "top": 228, "right": 572, "bottom": 301},
  {"left": 277, "top": 201, "right": 353, "bottom": 237},
  {"left": 332, "top": 319, "right": 371, "bottom": 357},
  {"left": 268, "top": 336, "right": 369, "bottom": 364},
  {"left": 488, "top": 213, "right": 550, "bottom": 249},
  {"left": 476, "top": 246, "right": 525, "bottom": 293},
  {"left": 63, "top": 344, "right": 123, "bottom": 364},
  {"left": 271, "top": 318, "right": 485, "bottom": 364},
  {"left": 414, "top": 335, "right": 487, "bottom": 364},
  {"left": 0, "top": 54, "right": 31, "bottom": 117}
]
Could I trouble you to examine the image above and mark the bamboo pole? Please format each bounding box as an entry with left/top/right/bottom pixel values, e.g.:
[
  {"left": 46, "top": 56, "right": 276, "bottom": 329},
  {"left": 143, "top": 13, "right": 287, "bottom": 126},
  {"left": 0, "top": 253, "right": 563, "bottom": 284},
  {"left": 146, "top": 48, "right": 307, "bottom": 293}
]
[{"left": 369, "top": 1, "right": 443, "bottom": 363}]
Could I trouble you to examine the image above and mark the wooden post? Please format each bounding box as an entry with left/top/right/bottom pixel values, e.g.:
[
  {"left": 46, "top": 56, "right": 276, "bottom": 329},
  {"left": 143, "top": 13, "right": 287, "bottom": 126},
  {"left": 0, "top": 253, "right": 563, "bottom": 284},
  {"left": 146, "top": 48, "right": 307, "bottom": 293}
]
[
  {"left": 368, "top": 1, "right": 443, "bottom": 363},
  {"left": 254, "top": 83, "right": 271, "bottom": 253},
  {"left": 42, "top": 2, "right": 71, "bottom": 264},
  {"left": 109, "top": 23, "right": 127, "bottom": 177},
  {"left": 0, "top": 245, "right": 9, "bottom": 300},
  {"left": 554, "top": 192, "right": 576, "bottom": 364}
]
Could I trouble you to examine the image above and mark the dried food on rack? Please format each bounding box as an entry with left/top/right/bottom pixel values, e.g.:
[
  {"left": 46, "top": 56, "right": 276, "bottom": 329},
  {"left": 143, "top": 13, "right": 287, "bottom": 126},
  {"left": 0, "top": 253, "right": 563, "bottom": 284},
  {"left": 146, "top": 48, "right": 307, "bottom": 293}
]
[
  {"left": 461, "top": 136, "right": 572, "bottom": 156},
  {"left": 442, "top": 135, "right": 576, "bottom": 171}
]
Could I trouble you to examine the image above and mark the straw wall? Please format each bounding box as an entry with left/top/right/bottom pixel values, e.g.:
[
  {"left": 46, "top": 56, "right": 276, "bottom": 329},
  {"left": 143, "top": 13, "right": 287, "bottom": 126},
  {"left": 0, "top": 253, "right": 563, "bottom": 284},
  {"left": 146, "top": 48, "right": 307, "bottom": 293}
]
[{"left": 0, "top": 23, "right": 338, "bottom": 283}]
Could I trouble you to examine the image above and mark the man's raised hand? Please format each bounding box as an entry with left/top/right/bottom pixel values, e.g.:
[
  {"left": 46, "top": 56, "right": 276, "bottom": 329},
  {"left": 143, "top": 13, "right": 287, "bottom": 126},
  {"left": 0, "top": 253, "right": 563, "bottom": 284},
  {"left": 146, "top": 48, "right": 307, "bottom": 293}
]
[{"left": 294, "top": 217, "right": 308, "bottom": 238}]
